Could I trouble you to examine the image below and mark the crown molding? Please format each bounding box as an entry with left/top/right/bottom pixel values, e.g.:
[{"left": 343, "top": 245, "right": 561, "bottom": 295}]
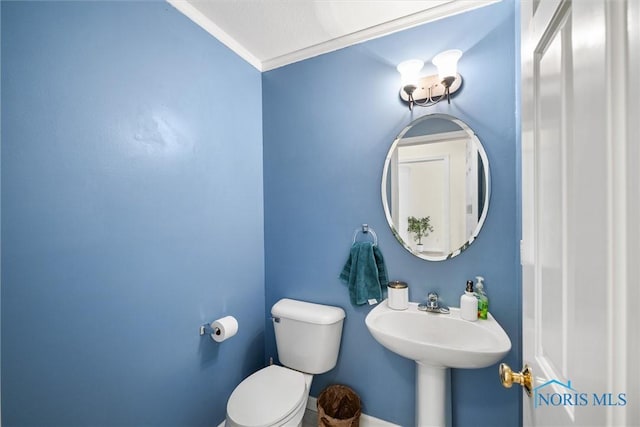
[
  {"left": 168, "top": 0, "right": 500, "bottom": 72},
  {"left": 167, "top": 0, "right": 263, "bottom": 71},
  {"left": 261, "top": 0, "right": 500, "bottom": 71}
]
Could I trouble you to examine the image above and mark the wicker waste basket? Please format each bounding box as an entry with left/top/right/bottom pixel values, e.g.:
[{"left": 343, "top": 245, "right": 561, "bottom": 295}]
[{"left": 317, "top": 385, "right": 361, "bottom": 427}]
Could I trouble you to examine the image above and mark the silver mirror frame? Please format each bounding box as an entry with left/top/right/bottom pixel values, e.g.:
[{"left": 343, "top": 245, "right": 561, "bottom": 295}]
[{"left": 381, "top": 113, "right": 491, "bottom": 261}]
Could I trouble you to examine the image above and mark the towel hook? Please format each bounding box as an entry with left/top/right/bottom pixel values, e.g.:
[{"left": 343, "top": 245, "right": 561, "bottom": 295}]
[{"left": 353, "top": 224, "right": 378, "bottom": 246}]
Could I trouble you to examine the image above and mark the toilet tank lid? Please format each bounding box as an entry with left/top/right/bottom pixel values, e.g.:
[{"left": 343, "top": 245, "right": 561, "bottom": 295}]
[{"left": 271, "top": 299, "right": 345, "bottom": 324}]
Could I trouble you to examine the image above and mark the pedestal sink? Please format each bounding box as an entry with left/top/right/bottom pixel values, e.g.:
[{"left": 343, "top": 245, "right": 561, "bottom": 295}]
[{"left": 365, "top": 300, "right": 511, "bottom": 427}]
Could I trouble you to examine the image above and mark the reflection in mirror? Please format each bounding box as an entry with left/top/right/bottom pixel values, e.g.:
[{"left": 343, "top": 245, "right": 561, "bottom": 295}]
[{"left": 381, "top": 114, "right": 490, "bottom": 261}]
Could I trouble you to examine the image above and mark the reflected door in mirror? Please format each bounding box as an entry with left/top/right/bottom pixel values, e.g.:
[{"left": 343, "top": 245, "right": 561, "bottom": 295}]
[{"left": 382, "top": 114, "right": 489, "bottom": 261}]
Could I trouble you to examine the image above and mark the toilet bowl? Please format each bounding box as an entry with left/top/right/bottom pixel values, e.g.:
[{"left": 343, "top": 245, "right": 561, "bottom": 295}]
[
  {"left": 225, "top": 365, "right": 312, "bottom": 427},
  {"left": 225, "top": 298, "right": 345, "bottom": 427}
]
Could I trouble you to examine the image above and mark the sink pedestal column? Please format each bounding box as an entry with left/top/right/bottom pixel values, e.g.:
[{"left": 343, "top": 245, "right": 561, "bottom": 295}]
[{"left": 416, "top": 362, "right": 451, "bottom": 427}]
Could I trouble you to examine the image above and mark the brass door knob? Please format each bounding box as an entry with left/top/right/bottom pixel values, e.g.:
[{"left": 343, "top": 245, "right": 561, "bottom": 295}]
[{"left": 499, "top": 363, "right": 532, "bottom": 396}]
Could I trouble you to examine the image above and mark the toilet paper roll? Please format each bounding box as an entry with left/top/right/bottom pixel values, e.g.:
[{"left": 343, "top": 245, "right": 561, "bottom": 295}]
[{"left": 211, "top": 315, "right": 238, "bottom": 343}]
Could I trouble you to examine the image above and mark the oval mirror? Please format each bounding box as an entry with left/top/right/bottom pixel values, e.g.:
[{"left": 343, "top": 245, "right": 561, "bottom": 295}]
[{"left": 381, "top": 114, "right": 490, "bottom": 261}]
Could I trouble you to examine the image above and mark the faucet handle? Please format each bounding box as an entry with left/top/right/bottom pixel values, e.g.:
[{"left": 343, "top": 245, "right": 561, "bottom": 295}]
[{"left": 427, "top": 292, "right": 439, "bottom": 307}]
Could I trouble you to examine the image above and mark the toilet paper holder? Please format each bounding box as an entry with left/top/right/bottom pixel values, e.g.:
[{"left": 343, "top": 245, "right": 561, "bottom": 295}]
[
  {"left": 199, "top": 315, "right": 239, "bottom": 342},
  {"left": 199, "top": 323, "right": 222, "bottom": 340}
]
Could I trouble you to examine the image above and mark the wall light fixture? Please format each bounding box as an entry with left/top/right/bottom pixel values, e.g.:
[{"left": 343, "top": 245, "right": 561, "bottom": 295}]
[{"left": 397, "top": 49, "right": 463, "bottom": 110}]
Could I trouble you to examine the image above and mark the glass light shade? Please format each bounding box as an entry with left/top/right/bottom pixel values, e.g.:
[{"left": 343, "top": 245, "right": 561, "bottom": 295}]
[
  {"left": 432, "top": 49, "right": 462, "bottom": 81},
  {"left": 396, "top": 59, "right": 424, "bottom": 88}
]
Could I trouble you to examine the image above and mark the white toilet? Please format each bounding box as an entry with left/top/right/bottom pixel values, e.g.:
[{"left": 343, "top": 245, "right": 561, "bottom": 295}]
[{"left": 225, "top": 298, "right": 346, "bottom": 427}]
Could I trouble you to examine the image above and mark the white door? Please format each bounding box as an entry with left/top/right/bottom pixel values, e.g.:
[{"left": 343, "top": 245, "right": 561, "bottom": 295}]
[{"left": 518, "top": 0, "right": 639, "bottom": 426}]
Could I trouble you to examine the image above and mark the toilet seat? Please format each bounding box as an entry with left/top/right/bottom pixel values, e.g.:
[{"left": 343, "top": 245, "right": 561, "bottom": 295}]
[{"left": 226, "top": 365, "right": 307, "bottom": 427}]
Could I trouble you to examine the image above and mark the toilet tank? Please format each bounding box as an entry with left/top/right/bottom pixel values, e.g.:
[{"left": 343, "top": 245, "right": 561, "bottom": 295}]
[{"left": 271, "top": 298, "right": 346, "bottom": 374}]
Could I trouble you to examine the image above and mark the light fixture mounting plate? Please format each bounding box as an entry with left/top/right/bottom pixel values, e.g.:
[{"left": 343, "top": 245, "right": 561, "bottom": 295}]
[{"left": 399, "top": 73, "right": 463, "bottom": 102}]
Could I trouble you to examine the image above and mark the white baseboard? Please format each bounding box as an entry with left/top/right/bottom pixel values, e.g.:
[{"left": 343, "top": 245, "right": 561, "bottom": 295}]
[
  {"left": 307, "top": 396, "right": 400, "bottom": 427},
  {"left": 217, "top": 396, "right": 400, "bottom": 427}
]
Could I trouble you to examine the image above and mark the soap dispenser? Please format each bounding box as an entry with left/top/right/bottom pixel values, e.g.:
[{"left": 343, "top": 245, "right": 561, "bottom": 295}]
[
  {"left": 460, "top": 280, "right": 478, "bottom": 321},
  {"left": 475, "top": 276, "right": 489, "bottom": 319}
]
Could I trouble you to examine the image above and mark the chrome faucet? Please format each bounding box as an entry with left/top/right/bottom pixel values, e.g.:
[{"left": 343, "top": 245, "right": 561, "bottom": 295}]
[
  {"left": 427, "top": 292, "right": 439, "bottom": 309},
  {"left": 418, "top": 292, "right": 450, "bottom": 314}
]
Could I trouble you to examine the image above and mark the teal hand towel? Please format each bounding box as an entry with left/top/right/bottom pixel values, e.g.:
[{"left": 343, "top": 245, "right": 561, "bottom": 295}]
[
  {"left": 339, "top": 242, "right": 389, "bottom": 306},
  {"left": 372, "top": 245, "right": 388, "bottom": 293}
]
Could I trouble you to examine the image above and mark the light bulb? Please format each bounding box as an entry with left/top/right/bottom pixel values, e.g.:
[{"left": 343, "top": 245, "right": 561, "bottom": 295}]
[
  {"left": 432, "top": 49, "right": 462, "bottom": 82},
  {"left": 396, "top": 59, "right": 424, "bottom": 90}
]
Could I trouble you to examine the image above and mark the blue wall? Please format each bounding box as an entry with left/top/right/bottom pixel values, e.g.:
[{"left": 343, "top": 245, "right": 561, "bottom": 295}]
[
  {"left": 262, "top": 1, "right": 520, "bottom": 426},
  {"left": 2, "top": 1, "right": 521, "bottom": 426},
  {"left": 1, "top": 2, "right": 264, "bottom": 426}
]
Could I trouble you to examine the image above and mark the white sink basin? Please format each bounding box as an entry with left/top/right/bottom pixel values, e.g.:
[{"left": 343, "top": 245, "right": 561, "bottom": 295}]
[
  {"left": 365, "top": 300, "right": 512, "bottom": 426},
  {"left": 365, "top": 301, "right": 511, "bottom": 368}
]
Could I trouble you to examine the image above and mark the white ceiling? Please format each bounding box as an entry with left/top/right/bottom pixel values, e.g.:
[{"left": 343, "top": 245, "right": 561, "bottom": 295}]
[{"left": 168, "top": 0, "right": 499, "bottom": 71}]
